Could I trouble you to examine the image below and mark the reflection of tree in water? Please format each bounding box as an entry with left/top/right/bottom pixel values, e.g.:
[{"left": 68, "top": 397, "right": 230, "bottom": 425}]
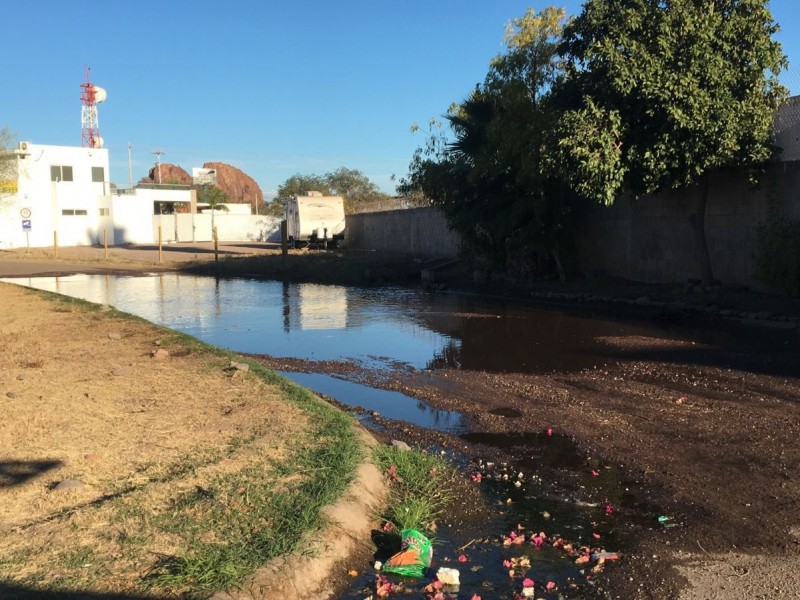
[{"left": 427, "top": 339, "right": 462, "bottom": 370}]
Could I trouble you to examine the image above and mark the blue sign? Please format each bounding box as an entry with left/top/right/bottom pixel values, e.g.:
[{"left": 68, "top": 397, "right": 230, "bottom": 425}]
[{"left": 22, "top": 219, "right": 31, "bottom": 231}]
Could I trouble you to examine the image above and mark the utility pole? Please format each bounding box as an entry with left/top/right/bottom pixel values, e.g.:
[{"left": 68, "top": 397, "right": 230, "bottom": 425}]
[
  {"left": 152, "top": 150, "right": 164, "bottom": 184},
  {"left": 127, "top": 142, "right": 133, "bottom": 189}
]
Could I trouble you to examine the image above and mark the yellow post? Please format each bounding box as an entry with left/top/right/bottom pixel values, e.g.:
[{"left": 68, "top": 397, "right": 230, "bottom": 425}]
[
  {"left": 104, "top": 229, "right": 108, "bottom": 259},
  {"left": 158, "top": 225, "right": 163, "bottom": 263},
  {"left": 53, "top": 231, "right": 58, "bottom": 258},
  {"left": 214, "top": 226, "right": 219, "bottom": 262}
]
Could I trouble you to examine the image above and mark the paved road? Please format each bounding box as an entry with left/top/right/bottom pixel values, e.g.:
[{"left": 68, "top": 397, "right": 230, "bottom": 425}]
[{"left": 0, "top": 242, "right": 281, "bottom": 277}]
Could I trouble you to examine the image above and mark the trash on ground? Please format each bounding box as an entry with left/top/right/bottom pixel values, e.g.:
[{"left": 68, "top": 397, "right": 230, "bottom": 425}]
[
  {"left": 436, "top": 567, "right": 460, "bottom": 586},
  {"left": 382, "top": 529, "right": 433, "bottom": 578}
]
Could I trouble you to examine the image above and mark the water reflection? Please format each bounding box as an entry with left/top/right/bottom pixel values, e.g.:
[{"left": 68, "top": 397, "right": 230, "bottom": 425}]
[
  {"left": 278, "top": 371, "right": 466, "bottom": 433},
  {"left": 2, "top": 272, "right": 731, "bottom": 375}
]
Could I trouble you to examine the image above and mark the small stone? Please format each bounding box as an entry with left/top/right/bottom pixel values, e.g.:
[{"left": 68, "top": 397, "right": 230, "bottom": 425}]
[
  {"left": 230, "top": 361, "right": 249, "bottom": 372},
  {"left": 108, "top": 332, "right": 122, "bottom": 340},
  {"left": 111, "top": 366, "right": 128, "bottom": 377},
  {"left": 54, "top": 479, "right": 84, "bottom": 492},
  {"left": 151, "top": 349, "right": 170, "bottom": 360},
  {"left": 6, "top": 391, "right": 17, "bottom": 399},
  {"left": 84, "top": 453, "right": 101, "bottom": 463},
  {"left": 16, "top": 374, "right": 24, "bottom": 381},
  {"left": 391, "top": 440, "right": 411, "bottom": 452}
]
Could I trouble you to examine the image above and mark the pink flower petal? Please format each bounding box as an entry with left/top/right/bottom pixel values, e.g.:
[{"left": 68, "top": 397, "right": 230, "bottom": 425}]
[{"left": 522, "top": 577, "right": 535, "bottom": 588}]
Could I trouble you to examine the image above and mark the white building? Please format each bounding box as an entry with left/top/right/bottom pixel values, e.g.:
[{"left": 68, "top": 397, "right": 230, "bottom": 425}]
[
  {"left": 0, "top": 142, "right": 113, "bottom": 249},
  {"left": 0, "top": 142, "right": 280, "bottom": 249}
]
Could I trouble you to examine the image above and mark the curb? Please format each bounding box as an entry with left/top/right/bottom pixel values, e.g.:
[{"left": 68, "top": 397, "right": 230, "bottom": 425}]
[{"left": 211, "top": 428, "right": 388, "bottom": 600}]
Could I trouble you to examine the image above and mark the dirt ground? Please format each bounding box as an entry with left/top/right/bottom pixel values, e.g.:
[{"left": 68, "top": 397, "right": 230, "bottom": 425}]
[
  {"left": 2, "top": 247, "right": 800, "bottom": 599},
  {"left": 0, "top": 281, "right": 311, "bottom": 596},
  {"left": 260, "top": 305, "right": 800, "bottom": 598}
]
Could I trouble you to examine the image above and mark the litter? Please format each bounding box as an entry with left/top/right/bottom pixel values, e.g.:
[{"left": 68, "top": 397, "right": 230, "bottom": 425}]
[{"left": 382, "top": 529, "right": 433, "bottom": 578}]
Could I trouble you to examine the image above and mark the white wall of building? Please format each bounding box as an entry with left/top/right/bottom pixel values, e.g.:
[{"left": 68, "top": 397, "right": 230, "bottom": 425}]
[
  {"left": 0, "top": 143, "right": 112, "bottom": 249},
  {"left": 1, "top": 142, "right": 279, "bottom": 248}
]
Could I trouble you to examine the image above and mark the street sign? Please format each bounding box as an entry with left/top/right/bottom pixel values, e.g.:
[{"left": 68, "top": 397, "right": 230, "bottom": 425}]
[
  {"left": 22, "top": 219, "right": 31, "bottom": 231},
  {"left": 20, "top": 207, "right": 31, "bottom": 218}
]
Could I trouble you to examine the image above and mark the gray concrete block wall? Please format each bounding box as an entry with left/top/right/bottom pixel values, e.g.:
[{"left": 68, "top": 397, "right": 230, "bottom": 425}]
[
  {"left": 345, "top": 206, "right": 460, "bottom": 258},
  {"left": 577, "top": 160, "right": 800, "bottom": 287}
]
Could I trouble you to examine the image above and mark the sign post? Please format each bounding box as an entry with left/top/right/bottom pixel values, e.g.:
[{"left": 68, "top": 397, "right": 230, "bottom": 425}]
[{"left": 20, "top": 209, "right": 32, "bottom": 253}]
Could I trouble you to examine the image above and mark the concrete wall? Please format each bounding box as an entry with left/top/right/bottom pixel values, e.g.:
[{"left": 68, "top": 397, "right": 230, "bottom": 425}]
[
  {"left": 575, "top": 160, "right": 800, "bottom": 287},
  {"left": 345, "top": 206, "right": 460, "bottom": 258}
]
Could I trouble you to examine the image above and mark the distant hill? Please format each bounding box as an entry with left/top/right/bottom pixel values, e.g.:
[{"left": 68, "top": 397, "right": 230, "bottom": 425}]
[{"left": 140, "top": 162, "right": 264, "bottom": 205}]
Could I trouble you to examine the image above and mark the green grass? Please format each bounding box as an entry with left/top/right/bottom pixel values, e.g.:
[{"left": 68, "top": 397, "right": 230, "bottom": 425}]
[
  {"left": 144, "top": 363, "right": 363, "bottom": 597},
  {"left": 372, "top": 446, "right": 455, "bottom": 536}
]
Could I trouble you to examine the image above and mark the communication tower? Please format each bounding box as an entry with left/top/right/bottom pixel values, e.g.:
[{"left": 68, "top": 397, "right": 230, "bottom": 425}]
[{"left": 80, "top": 68, "right": 107, "bottom": 148}]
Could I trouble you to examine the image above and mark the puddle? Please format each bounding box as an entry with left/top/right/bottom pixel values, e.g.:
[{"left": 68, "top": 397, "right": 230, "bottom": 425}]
[{"left": 277, "top": 371, "right": 467, "bottom": 433}]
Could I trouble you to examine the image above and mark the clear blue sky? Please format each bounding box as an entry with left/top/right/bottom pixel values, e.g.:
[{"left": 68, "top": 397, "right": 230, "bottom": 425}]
[{"left": 4, "top": 1, "right": 799, "bottom": 200}]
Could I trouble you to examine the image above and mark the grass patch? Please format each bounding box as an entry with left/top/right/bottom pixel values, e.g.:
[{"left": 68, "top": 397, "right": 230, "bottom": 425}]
[
  {"left": 144, "top": 370, "right": 363, "bottom": 597},
  {"left": 373, "top": 446, "right": 456, "bottom": 537}
]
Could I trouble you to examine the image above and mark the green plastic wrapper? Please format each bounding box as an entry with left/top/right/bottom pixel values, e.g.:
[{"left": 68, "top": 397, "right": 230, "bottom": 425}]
[{"left": 382, "top": 529, "right": 433, "bottom": 578}]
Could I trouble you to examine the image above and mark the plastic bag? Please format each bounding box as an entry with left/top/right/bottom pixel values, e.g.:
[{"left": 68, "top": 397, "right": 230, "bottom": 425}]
[{"left": 382, "top": 529, "right": 433, "bottom": 578}]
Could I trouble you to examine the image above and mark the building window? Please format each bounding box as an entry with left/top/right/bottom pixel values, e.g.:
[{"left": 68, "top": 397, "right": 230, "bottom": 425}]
[
  {"left": 99, "top": 208, "right": 110, "bottom": 216},
  {"left": 91, "top": 167, "right": 105, "bottom": 183},
  {"left": 61, "top": 209, "right": 88, "bottom": 216},
  {"left": 50, "top": 165, "right": 74, "bottom": 182}
]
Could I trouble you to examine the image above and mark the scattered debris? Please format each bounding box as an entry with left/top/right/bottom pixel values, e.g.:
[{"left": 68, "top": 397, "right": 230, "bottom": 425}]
[{"left": 382, "top": 529, "right": 433, "bottom": 578}]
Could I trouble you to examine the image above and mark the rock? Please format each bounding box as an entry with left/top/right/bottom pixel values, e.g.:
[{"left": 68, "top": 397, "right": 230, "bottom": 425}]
[
  {"left": 391, "top": 440, "right": 411, "bottom": 452},
  {"left": 16, "top": 374, "right": 24, "bottom": 380},
  {"left": 151, "top": 348, "right": 170, "bottom": 360},
  {"left": 140, "top": 163, "right": 192, "bottom": 185},
  {"left": 108, "top": 332, "right": 121, "bottom": 340},
  {"left": 54, "top": 479, "right": 84, "bottom": 492},
  {"left": 6, "top": 391, "right": 17, "bottom": 399},
  {"left": 203, "top": 161, "right": 264, "bottom": 205},
  {"left": 111, "top": 366, "right": 128, "bottom": 376},
  {"left": 229, "top": 361, "right": 249, "bottom": 372},
  {"left": 84, "top": 453, "right": 101, "bottom": 463}
]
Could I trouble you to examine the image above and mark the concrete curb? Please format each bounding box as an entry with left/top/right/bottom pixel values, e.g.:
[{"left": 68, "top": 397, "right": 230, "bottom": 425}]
[{"left": 211, "top": 427, "right": 388, "bottom": 600}]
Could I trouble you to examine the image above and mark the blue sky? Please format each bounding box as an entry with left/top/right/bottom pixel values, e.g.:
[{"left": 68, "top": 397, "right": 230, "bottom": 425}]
[{"left": 4, "top": 1, "right": 799, "bottom": 200}]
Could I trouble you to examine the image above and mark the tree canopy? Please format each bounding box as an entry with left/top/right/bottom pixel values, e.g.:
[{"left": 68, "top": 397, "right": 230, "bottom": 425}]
[
  {"left": 401, "top": 1, "right": 788, "bottom": 284},
  {"left": 272, "top": 168, "right": 389, "bottom": 214},
  {"left": 0, "top": 126, "right": 17, "bottom": 200}
]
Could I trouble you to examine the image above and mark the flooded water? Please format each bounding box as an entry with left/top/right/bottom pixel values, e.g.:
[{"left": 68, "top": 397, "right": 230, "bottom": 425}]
[{"left": 4, "top": 272, "right": 680, "bottom": 374}]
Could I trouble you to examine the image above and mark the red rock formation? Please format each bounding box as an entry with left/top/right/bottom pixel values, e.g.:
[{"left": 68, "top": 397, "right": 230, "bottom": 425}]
[
  {"left": 139, "top": 162, "right": 264, "bottom": 207},
  {"left": 140, "top": 163, "right": 192, "bottom": 185},
  {"left": 203, "top": 162, "right": 263, "bottom": 204}
]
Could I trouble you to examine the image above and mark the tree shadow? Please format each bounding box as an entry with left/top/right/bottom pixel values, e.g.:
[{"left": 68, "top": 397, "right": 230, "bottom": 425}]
[
  {"left": 0, "top": 584, "right": 170, "bottom": 599},
  {"left": 0, "top": 460, "right": 62, "bottom": 488}
]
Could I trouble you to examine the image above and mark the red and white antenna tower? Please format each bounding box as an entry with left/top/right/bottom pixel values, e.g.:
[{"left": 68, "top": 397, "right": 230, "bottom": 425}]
[{"left": 80, "top": 68, "right": 107, "bottom": 148}]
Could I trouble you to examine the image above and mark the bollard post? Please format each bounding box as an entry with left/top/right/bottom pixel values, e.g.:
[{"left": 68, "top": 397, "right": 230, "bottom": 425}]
[
  {"left": 281, "top": 220, "right": 288, "bottom": 258},
  {"left": 54, "top": 231, "right": 58, "bottom": 258},
  {"left": 158, "top": 225, "right": 163, "bottom": 263},
  {"left": 214, "top": 226, "right": 219, "bottom": 262},
  {"left": 104, "top": 229, "right": 108, "bottom": 259}
]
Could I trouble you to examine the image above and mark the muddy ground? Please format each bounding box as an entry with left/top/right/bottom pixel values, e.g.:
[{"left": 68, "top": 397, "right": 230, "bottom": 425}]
[{"left": 259, "top": 303, "right": 800, "bottom": 600}]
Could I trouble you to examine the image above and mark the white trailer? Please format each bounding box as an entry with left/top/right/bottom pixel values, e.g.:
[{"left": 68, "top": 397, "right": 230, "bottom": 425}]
[{"left": 285, "top": 192, "right": 346, "bottom": 248}]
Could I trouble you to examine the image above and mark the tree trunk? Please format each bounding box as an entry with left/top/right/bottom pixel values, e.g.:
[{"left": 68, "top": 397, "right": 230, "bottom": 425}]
[
  {"left": 688, "top": 173, "right": 715, "bottom": 286},
  {"left": 552, "top": 245, "right": 566, "bottom": 282}
]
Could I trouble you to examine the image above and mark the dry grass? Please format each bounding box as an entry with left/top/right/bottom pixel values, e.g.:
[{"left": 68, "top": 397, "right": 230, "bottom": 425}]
[{"left": 0, "top": 282, "right": 315, "bottom": 595}]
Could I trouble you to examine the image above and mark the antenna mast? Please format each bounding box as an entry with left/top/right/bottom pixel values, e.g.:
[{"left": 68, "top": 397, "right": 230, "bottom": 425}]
[{"left": 80, "top": 68, "right": 106, "bottom": 148}]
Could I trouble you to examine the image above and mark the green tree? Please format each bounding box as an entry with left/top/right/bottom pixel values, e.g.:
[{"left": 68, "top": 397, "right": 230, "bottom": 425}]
[
  {"left": 0, "top": 126, "right": 18, "bottom": 203},
  {"left": 557, "top": 0, "right": 788, "bottom": 284},
  {"left": 272, "top": 169, "right": 389, "bottom": 215},
  {"left": 400, "top": 7, "right": 575, "bottom": 280},
  {"left": 199, "top": 185, "right": 230, "bottom": 236},
  {"left": 325, "top": 167, "right": 389, "bottom": 212}
]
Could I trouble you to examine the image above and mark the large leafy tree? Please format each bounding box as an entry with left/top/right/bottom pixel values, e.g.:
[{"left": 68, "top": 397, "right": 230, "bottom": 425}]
[
  {"left": 557, "top": 0, "right": 788, "bottom": 284},
  {"left": 400, "top": 8, "right": 575, "bottom": 279}
]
